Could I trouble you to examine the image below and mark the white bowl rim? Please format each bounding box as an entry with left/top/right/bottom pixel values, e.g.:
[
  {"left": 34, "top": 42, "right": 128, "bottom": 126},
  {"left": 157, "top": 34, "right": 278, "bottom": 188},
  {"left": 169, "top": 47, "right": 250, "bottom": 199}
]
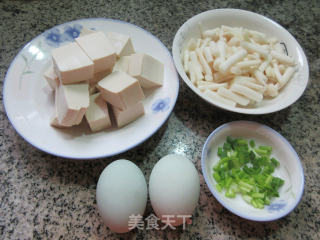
[
  {"left": 172, "top": 8, "right": 309, "bottom": 115},
  {"left": 201, "top": 120, "right": 305, "bottom": 221}
]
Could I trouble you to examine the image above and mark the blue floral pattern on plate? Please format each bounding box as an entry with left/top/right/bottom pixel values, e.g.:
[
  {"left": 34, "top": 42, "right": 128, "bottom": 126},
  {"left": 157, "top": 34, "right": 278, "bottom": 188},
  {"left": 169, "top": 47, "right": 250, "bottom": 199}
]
[
  {"left": 63, "top": 24, "right": 83, "bottom": 40},
  {"left": 20, "top": 23, "right": 83, "bottom": 87},
  {"left": 267, "top": 200, "right": 286, "bottom": 212},
  {"left": 44, "top": 28, "right": 64, "bottom": 47},
  {"left": 152, "top": 97, "right": 170, "bottom": 113},
  {"left": 44, "top": 24, "right": 83, "bottom": 47}
]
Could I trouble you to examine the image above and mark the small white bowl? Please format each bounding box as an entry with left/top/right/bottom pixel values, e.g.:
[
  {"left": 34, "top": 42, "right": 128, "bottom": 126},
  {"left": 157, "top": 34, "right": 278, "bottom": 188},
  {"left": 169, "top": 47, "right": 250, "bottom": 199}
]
[
  {"left": 201, "top": 121, "right": 304, "bottom": 221},
  {"left": 172, "top": 9, "right": 309, "bottom": 114}
]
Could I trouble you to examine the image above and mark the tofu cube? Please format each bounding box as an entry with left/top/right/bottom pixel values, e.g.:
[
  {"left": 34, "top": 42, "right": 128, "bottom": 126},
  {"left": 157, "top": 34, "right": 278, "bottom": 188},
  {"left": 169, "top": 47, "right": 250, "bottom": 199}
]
[
  {"left": 89, "top": 85, "right": 97, "bottom": 95},
  {"left": 76, "top": 32, "right": 116, "bottom": 73},
  {"left": 106, "top": 32, "right": 135, "bottom": 57},
  {"left": 50, "top": 116, "right": 69, "bottom": 128},
  {"left": 90, "top": 69, "right": 111, "bottom": 86},
  {"left": 97, "top": 71, "right": 145, "bottom": 110},
  {"left": 85, "top": 93, "right": 111, "bottom": 132},
  {"left": 56, "top": 83, "right": 89, "bottom": 126},
  {"left": 88, "top": 70, "right": 111, "bottom": 95},
  {"left": 51, "top": 90, "right": 70, "bottom": 128},
  {"left": 50, "top": 96, "right": 69, "bottom": 128},
  {"left": 52, "top": 42, "right": 94, "bottom": 84},
  {"left": 43, "top": 63, "right": 60, "bottom": 90},
  {"left": 112, "top": 102, "right": 144, "bottom": 128},
  {"left": 112, "top": 56, "right": 131, "bottom": 73},
  {"left": 128, "top": 53, "right": 164, "bottom": 88}
]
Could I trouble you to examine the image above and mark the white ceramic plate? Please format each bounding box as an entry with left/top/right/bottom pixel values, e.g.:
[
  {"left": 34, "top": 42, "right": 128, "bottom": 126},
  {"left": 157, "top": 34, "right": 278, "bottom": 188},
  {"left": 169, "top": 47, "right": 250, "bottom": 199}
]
[
  {"left": 3, "top": 19, "right": 179, "bottom": 159},
  {"left": 201, "top": 121, "right": 304, "bottom": 221},
  {"left": 172, "top": 9, "right": 309, "bottom": 114}
]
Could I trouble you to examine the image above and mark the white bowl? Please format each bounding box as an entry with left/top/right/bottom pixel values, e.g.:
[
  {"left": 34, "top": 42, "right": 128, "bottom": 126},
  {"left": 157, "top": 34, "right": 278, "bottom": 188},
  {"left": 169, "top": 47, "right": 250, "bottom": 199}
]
[
  {"left": 172, "top": 9, "right": 309, "bottom": 114},
  {"left": 201, "top": 121, "right": 304, "bottom": 221}
]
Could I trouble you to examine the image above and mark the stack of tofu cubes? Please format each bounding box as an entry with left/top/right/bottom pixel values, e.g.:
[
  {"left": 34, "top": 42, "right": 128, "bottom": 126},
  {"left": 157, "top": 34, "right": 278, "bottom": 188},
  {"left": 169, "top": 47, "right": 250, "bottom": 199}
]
[{"left": 43, "top": 29, "right": 163, "bottom": 132}]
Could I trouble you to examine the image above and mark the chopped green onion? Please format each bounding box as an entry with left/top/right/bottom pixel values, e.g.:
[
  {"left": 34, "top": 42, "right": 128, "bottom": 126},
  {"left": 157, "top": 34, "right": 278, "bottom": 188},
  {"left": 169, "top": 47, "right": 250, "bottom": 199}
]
[
  {"left": 225, "top": 188, "right": 236, "bottom": 198},
  {"left": 251, "top": 198, "right": 264, "bottom": 209},
  {"left": 264, "top": 175, "right": 273, "bottom": 186},
  {"left": 242, "top": 194, "right": 252, "bottom": 204},
  {"left": 249, "top": 140, "right": 255, "bottom": 148},
  {"left": 255, "top": 148, "right": 269, "bottom": 156},
  {"left": 251, "top": 192, "right": 265, "bottom": 199},
  {"left": 213, "top": 172, "right": 221, "bottom": 182},
  {"left": 271, "top": 157, "right": 280, "bottom": 167},
  {"left": 223, "top": 142, "right": 232, "bottom": 151},
  {"left": 264, "top": 196, "right": 271, "bottom": 205},
  {"left": 216, "top": 184, "right": 222, "bottom": 192},
  {"left": 239, "top": 180, "right": 254, "bottom": 190},
  {"left": 212, "top": 137, "right": 284, "bottom": 209}
]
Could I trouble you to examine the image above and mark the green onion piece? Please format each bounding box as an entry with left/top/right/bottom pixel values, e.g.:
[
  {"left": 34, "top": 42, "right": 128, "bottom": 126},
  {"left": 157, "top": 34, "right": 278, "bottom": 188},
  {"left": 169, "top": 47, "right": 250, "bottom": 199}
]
[
  {"left": 272, "top": 177, "right": 285, "bottom": 188},
  {"left": 239, "top": 180, "right": 254, "bottom": 190},
  {"left": 255, "top": 148, "right": 269, "bottom": 156},
  {"left": 262, "top": 165, "right": 275, "bottom": 174},
  {"left": 264, "top": 196, "right": 271, "bottom": 205},
  {"left": 225, "top": 188, "right": 236, "bottom": 198},
  {"left": 264, "top": 175, "right": 273, "bottom": 186},
  {"left": 259, "top": 145, "right": 272, "bottom": 152},
  {"left": 271, "top": 157, "right": 280, "bottom": 167},
  {"left": 237, "top": 139, "right": 248, "bottom": 145},
  {"left": 251, "top": 192, "right": 265, "bottom": 199},
  {"left": 225, "top": 177, "right": 233, "bottom": 189},
  {"left": 223, "top": 142, "right": 232, "bottom": 151},
  {"left": 226, "top": 136, "right": 235, "bottom": 147},
  {"left": 213, "top": 172, "right": 221, "bottom": 182},
  {"left": 218, "top": 147, "right": 227, "bottom": 158},
  {"left": 239, "top": 186, "right": 251, "bottom": 193},
  {"left": 219, "top": 179, "right": 226, "bottom": 188},
  {"left": 213, "top": 164, "right": 220, "bottom": 171},
  {"left": 242, "top": 194, "right": 252, "bottom": 204},
  {"left": 216, "top": 184, "right": 222, "bottom": 192},
  {"left": 251, "top": 198, "right": 264, "bottom": 209}
]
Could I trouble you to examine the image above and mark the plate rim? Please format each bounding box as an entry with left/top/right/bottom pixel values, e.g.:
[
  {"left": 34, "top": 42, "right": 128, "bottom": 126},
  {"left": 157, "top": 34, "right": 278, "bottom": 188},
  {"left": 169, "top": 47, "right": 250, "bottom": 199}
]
[
  {"left": 3, "top": 18, "right": 180, "bottom": 160},
  {"left": 201, "top": 120, "right": 305, "bottom": 221},
  {"left": 172, "top": 8, "right": 310, "bottom": 115}
]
